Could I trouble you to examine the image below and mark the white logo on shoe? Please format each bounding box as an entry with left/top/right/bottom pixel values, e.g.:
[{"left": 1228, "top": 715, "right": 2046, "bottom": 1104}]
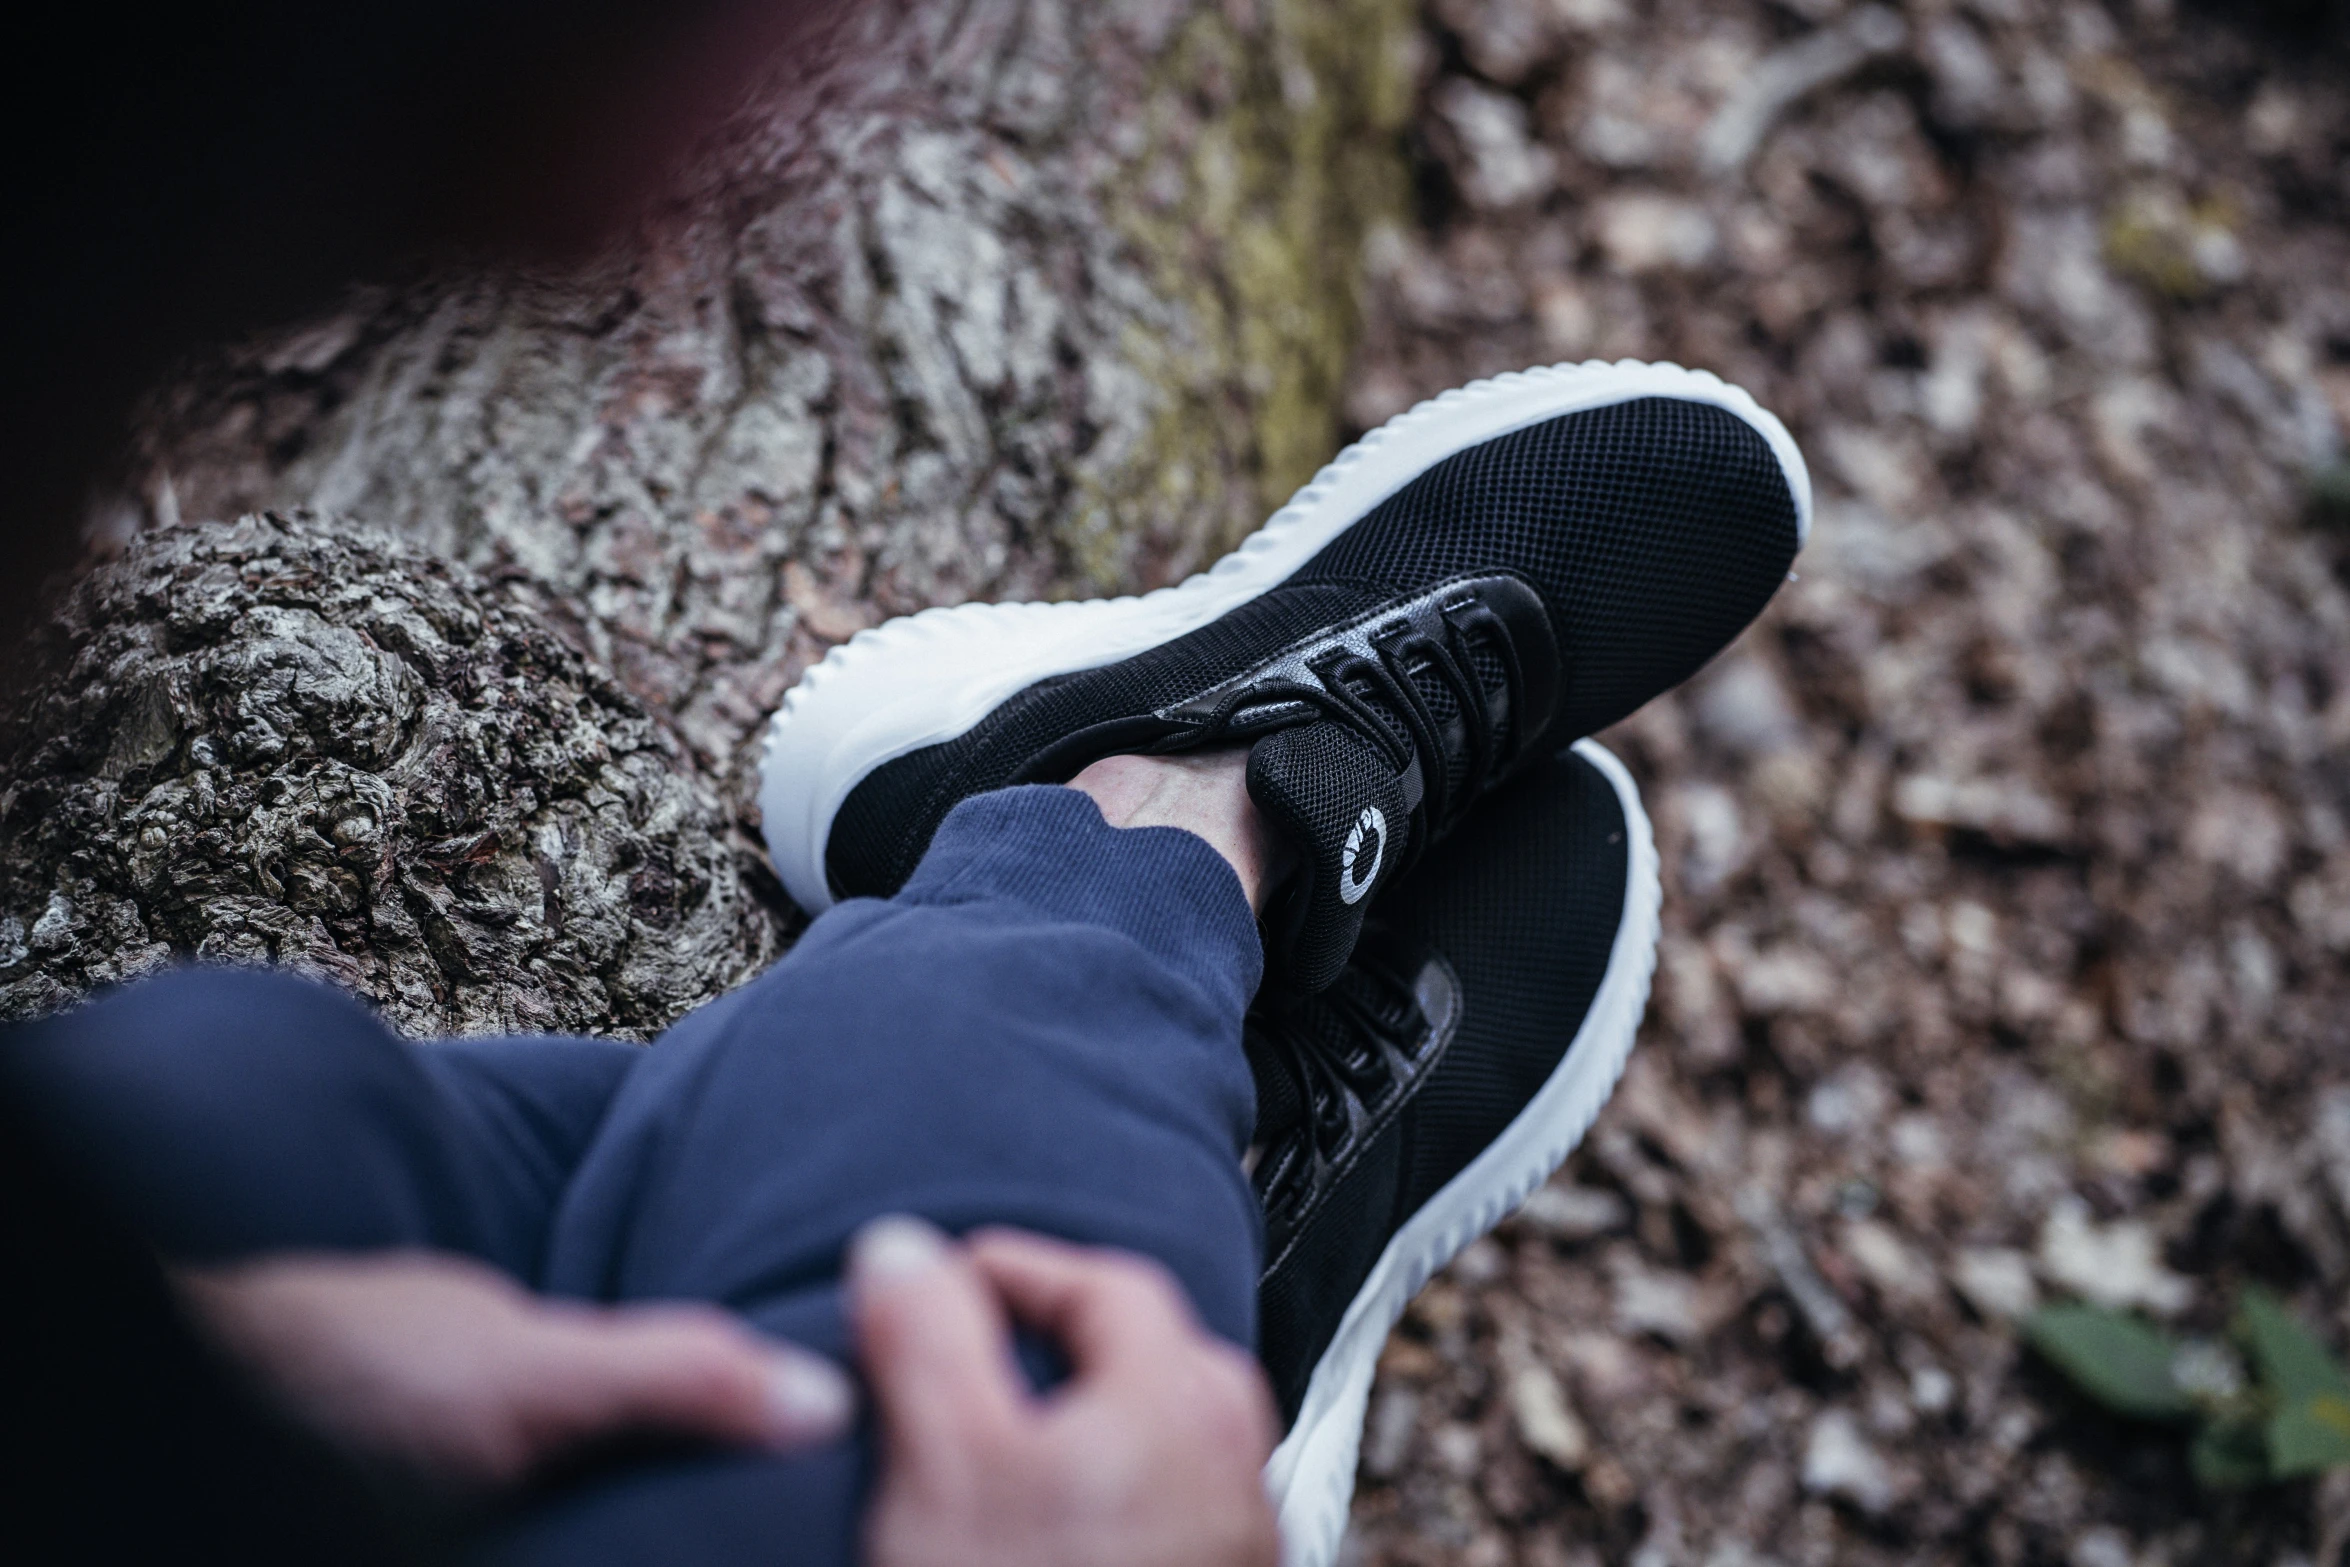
[{"left": 1339, "top": 805, "right": 1386, "bottom": 905}]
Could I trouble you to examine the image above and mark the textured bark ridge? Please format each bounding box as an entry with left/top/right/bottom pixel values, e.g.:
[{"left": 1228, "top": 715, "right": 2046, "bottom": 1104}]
[
  {"left": 122, "top": 0, "right": 1416, "bottom": 790},
  {"left": 0, "top": 515, "right": 776, "bottom": 1038}
]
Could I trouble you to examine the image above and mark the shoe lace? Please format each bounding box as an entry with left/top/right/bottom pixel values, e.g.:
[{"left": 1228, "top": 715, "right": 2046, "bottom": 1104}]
[
  {"left": 1249, "top": 953, "right": 1430, "bottom": 1221},
  {"left": 1192, "top": 597, "right": 1526, "bottom": 848}
]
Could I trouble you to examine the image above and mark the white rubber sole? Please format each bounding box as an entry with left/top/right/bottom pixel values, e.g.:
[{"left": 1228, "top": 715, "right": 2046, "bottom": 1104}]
[
  {"left": 1261, "top": 736, "right": 1660, "bottom": 1567},
  {"left": 759, "top": 358, "right": 1808, "bottom": 914}
]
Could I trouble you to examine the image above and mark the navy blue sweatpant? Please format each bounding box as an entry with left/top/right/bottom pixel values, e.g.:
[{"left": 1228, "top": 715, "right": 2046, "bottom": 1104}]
[{"left": 4, "top": 787, "right": 1265, "bottom": 1565}]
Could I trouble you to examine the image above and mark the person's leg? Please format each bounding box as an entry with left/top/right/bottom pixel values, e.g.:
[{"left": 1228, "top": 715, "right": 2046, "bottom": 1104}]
[
  {"left": 1, "top": 966, "right": 641, "bottom": 1281},
  {"left": 483, "top": 771, "right": 1268, "bottom": 1567}
]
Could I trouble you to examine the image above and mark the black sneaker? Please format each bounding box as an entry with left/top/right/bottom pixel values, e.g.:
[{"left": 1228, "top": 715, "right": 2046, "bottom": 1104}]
[
  {"left": 760, "top": 360, "right": 1803, "bottom": 984},
  {"left": 1253, "top": 738, "right": 1658, "bottom": 1567}
]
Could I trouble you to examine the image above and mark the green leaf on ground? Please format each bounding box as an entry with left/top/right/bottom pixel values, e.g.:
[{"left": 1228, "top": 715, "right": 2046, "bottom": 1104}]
[
  {"left": 2312, "top": 461, "right": 2350, "bottom": 531},
  {"left": 2268, "top": 1392, "right": 2350, "bottom": 1478},
  {"left": 2024, "top": 1304, "right": 2194, "bottom": 1420},
  {"left": 2191, "top": 1416, "right": 2270, "bottom": 1488},
  {"left": 2237, "top": 1288, "right": 2350, "bottom": 1405}
]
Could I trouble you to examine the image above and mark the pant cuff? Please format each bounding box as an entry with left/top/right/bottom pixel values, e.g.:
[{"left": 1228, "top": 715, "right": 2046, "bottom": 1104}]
[{"left": 897, "top": 786, "right": 1262, "bottom": 1016}]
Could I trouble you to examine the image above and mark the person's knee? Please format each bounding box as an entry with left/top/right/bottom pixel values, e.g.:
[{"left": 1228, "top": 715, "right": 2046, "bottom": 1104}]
[
  {"left": 64, "top": 961, "right": 379, "bottom": 1037},
  {"left": 8, "top": 964, "right": 402, "bottom": 1106},
  {"left": 3, "top": 964, "right": 449, "bottom": 1260}
]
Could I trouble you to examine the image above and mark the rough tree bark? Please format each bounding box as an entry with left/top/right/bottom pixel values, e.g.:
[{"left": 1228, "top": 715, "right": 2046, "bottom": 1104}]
[
  {"left": 0, "top": 515, "right": 771, "bottom": 1037},
  {"left": 1, "top": 0, "right": 1418, "bottom": 1034}
]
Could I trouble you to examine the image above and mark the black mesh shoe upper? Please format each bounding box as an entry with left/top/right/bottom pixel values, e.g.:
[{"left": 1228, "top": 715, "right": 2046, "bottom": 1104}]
[
  {"left": 1250, "top": 744, "right": 1631, "bottom": 1426},
  {"left": 1209, "top": 572, "right": 1556, "bottom": 988},
  {"left": 829, "top": 395, "right": 1795, "bottom": 915}
]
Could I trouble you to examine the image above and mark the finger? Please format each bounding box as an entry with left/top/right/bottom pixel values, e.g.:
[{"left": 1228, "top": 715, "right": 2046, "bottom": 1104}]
[
  {"left": 526, "top": 1302, "right": 857, "bottom": 1457},
  {"left": 968, "top": 1232, "right": 1281, "bottom": 1470},
  {"left": 964, "top": 1228, "right": 1203, "bottom": 1381},
  {"left": 849, "top": 1215, "right": 1025, "bottom": 1470}
]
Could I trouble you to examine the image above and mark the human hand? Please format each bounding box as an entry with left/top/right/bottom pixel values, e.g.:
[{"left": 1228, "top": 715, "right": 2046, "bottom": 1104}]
[
  {"left": 851, "top": 1218, "right": 1280, "bottom": 1567},
  {"left": 175, "top": 1250, "right": 854, "bottom": 1489}
]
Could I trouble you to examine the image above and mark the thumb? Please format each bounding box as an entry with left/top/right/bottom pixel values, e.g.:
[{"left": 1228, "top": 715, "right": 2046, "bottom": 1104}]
[
  {"left": 849, "top": 1215, "right": 1025, "bottom": 1474},
  {"left": 523, "top": 1302, "right": 858, "bottom": 1460}
]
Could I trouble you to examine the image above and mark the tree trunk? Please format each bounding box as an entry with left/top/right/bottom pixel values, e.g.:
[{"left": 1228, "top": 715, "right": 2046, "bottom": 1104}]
[{"left": 3, "top": 0, "right": 1418, "bottom": 1035}]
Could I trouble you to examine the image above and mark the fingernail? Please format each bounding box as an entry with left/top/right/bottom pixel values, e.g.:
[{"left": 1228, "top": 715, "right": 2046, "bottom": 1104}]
[
  {"left": 849, "top": 1214, "right": 947, "bottom": 1283},
  {"left": 766, "top": 1352, "right": 856, "bottom": 1445}
]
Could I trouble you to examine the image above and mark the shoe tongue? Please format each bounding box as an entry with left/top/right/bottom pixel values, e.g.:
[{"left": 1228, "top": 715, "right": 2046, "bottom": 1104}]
[
  {"left": 1246, "top": 722, "right": 1409, "bottom": 991},
  {"left": 1331, "top": 649, "right": 1462, "bottom": 804}
]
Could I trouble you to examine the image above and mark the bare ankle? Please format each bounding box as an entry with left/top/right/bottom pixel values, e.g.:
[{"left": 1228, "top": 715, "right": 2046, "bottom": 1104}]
[{"left": 1068, "top": 750, "right": 1282, "bottom": 913}]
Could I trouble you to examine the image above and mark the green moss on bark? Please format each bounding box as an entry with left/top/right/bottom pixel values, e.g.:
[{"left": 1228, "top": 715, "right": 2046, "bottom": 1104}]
[{"left": 1070, "top": 0, "right": 1416, "bottom": 595}]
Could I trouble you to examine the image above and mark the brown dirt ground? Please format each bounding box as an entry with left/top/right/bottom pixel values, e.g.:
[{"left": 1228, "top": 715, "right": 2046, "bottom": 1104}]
[{"left": 1338, "top": 1, "right": 2350, "bottom": 1563}]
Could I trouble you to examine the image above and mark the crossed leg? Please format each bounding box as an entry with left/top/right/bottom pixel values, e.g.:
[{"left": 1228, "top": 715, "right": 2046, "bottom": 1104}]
[{"left": 5, "top": 782, "right": 1267, "bottom": 1566}]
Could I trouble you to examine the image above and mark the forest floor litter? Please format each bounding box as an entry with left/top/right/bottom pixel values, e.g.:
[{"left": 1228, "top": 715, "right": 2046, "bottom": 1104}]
[{"left": 1336, "top": 1, "right": 2350, "bottom": 1563}]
